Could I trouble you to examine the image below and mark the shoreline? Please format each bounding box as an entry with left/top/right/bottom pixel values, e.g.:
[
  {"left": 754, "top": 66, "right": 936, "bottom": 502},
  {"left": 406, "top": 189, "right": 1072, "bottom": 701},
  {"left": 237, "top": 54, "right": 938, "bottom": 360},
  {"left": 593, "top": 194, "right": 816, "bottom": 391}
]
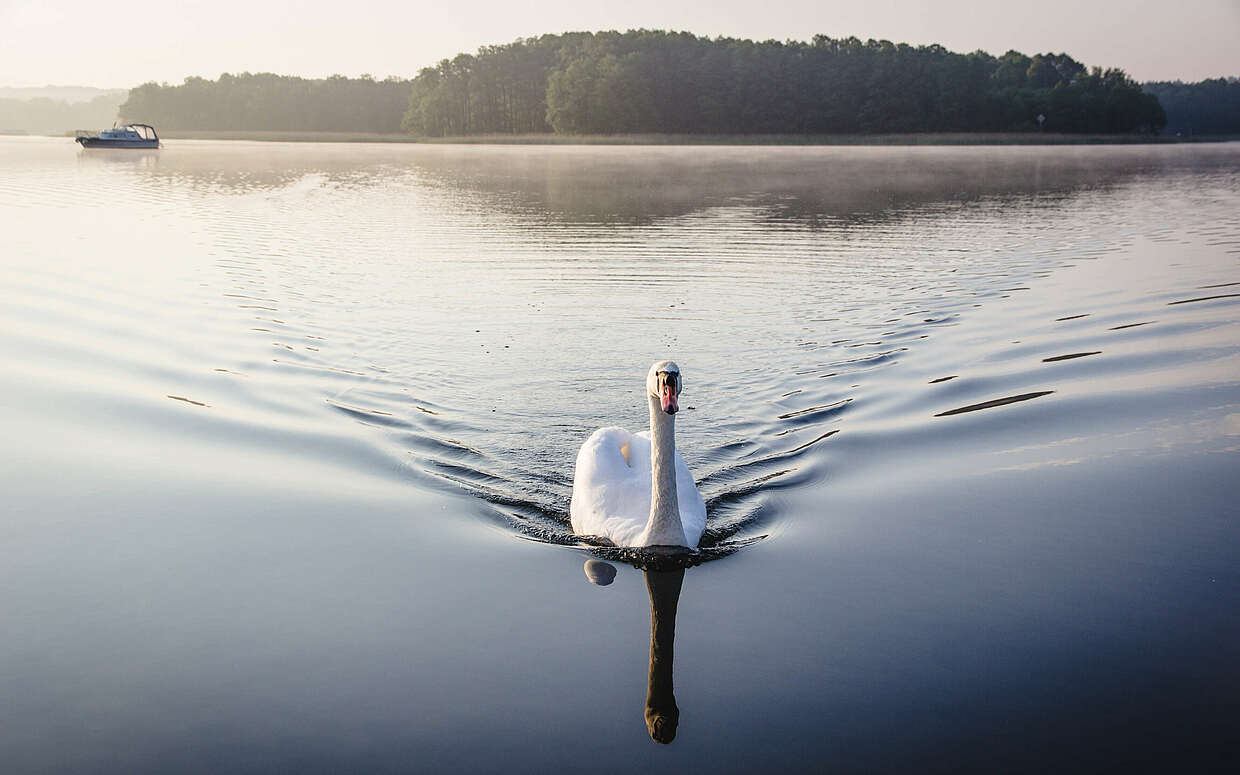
[{"left": 138, "top": 130, "right": 1238, "bottom": 146}]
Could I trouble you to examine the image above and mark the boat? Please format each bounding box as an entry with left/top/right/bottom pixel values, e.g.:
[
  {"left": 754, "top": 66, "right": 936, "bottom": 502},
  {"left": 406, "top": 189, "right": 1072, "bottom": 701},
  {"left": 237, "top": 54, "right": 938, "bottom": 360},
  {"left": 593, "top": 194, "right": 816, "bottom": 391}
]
[{"left": 75, "top": 123, "right": 160, "bottom": 149}]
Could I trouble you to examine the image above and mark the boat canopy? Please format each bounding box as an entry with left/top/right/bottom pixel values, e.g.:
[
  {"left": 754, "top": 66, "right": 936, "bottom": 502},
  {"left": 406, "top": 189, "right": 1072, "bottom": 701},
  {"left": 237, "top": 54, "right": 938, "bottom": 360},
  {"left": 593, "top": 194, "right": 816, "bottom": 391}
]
[{"left": 100, "top": 123, "right": 158, "bottom": 140}]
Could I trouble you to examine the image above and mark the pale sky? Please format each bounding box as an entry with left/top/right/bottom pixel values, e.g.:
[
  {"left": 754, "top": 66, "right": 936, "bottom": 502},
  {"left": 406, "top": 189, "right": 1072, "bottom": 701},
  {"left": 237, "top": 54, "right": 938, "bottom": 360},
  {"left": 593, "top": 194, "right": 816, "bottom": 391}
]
[{"left": 1, "top": 0, "right": 1236, "bottom": 88}]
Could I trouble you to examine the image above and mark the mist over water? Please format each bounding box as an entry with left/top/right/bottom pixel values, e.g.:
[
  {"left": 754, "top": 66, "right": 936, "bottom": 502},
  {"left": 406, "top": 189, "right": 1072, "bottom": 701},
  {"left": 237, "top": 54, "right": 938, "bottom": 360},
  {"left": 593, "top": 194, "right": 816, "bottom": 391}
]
[{"left": 2, "top": 138, "right": 1238, "bottom": 771}]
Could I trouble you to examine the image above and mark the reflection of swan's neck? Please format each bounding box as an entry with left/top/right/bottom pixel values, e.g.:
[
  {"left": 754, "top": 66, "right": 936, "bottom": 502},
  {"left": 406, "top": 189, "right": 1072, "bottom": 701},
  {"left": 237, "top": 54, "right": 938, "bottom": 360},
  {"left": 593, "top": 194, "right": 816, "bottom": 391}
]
[
  {"left": 644, "top": 393, "right": 687, "bottom": 547},
  {"left": 645, "top": 568, "right": 684, "bottom": 744}
]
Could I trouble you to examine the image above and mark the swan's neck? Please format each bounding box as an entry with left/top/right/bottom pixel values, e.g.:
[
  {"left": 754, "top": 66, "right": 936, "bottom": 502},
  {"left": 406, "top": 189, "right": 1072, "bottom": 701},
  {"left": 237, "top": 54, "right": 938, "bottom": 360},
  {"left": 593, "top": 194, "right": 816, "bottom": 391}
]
[{"left": 643, "top": 393, "right": 688, "bottom": 547}]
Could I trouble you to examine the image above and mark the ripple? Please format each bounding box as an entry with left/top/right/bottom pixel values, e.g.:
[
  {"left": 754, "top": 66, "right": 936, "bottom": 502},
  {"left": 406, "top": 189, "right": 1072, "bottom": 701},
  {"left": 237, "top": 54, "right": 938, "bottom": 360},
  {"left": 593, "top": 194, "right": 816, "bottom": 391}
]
[
  {"left": 7, "top": 139, "right": 1239, "bottom": 569},
  {"left": 935, "top": 391, "right": 1056, "bottom": 417},
  {"left": 777, "top": 398, "right": 852, "bottom": 422},
  {"left": 167, "top": 395, "right": 209, "bottom": 408},
  {"left": 1042, "top": 352, "right": 1102, "bottom": 363},
  {"left": 1167, "top": 293, "right": 1240, "bottom": 306}
]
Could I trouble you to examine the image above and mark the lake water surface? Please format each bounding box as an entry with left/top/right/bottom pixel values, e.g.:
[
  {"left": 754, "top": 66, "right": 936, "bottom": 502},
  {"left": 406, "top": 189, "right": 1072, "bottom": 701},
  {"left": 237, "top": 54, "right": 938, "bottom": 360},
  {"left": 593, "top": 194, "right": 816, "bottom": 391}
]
[{"left": 2, "top": 138, "right": 1238, "bottom": 772}]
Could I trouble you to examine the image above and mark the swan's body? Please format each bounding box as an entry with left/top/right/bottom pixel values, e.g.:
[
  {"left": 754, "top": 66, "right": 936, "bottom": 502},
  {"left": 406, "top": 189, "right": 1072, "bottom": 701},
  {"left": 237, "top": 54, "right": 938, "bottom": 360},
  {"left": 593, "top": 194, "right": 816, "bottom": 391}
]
[{"left": 570, "top": 362, "right": 706, "bottom": 548}]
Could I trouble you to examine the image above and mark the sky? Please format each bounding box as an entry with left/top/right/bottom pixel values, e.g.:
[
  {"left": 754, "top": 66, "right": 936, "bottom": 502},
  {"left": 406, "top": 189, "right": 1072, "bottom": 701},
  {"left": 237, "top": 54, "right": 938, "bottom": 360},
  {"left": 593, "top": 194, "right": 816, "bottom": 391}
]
[{"left": 1, "top": 0, "right": 1236, "bottom": 89}]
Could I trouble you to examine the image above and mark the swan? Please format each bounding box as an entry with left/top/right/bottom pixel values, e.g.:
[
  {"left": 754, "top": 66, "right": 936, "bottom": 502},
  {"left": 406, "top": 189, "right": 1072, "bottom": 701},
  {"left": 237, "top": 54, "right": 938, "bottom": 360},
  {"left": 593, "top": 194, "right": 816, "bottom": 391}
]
[{"left": 570, "top": 361, "right": 706, "bottom": 549}]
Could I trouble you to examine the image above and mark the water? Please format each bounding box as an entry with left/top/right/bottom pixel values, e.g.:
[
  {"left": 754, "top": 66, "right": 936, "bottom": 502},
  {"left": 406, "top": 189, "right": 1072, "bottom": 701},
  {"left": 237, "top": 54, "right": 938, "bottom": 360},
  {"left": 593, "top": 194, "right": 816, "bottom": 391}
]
[{"left": 2, "top": 137, "right": 1238, "bottom": 772}]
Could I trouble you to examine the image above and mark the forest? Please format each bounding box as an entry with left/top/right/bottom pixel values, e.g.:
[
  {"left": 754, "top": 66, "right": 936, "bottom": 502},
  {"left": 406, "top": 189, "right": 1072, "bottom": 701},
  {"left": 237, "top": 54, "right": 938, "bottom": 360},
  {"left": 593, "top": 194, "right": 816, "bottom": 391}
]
[
  {"left": 401, "top": 31, "right": 1165, "bottom": 136},
  {"left": 106, "top": 32, "right": 1240, "bottom": 138},
  {"left": 119, "top": 73, "right": 412, "bottom": 132},
  {"left": 1141, "top": 78, "right": 1240, "bottom": 136}
]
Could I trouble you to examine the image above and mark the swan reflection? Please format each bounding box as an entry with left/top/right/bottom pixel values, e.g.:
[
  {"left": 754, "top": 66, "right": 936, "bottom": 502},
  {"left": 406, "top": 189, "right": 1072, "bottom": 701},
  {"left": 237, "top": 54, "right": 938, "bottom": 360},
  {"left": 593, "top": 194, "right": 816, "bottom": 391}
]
[
  {"left": 644, "top": 567, "right": 684, "bottom": 744},
  {"left": 584, "top": 560, "right": 686, "bottom": 744}
]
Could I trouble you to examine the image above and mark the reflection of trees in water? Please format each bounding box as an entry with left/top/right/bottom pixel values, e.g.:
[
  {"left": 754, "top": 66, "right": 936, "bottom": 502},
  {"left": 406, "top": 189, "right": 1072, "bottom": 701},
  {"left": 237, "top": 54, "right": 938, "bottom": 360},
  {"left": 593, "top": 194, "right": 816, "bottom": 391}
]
[
  {"left": 101, "top": 144, "right": 1231, "bottom": 227},
  {"left": 584, "top": 559, "right": 685, "bottom": 744},
  {"left": 410, "top": 145, "right": 1181, "bottom": 225}
]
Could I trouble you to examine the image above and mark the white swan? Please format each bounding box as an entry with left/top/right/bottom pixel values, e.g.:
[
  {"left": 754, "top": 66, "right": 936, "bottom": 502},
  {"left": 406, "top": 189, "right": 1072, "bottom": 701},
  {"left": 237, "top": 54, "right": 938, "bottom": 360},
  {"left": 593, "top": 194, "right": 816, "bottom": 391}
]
[{"left": 570, "top": 361, "right": 706, "bottom": 548}]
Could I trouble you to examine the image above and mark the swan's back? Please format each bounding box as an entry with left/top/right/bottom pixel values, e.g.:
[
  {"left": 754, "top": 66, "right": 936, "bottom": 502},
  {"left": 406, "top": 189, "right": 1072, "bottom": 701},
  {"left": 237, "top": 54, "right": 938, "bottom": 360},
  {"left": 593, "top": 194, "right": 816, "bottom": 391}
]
[{"left": 570, "top": 427, "right": 706, "bottom": 547}]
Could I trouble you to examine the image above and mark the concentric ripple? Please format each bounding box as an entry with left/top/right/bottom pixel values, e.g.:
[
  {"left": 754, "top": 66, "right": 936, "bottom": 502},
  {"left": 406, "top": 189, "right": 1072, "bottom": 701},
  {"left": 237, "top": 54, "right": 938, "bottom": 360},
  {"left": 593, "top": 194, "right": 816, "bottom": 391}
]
[{"left": 3, "top": 138, "right": 1238, "bottom": 566}]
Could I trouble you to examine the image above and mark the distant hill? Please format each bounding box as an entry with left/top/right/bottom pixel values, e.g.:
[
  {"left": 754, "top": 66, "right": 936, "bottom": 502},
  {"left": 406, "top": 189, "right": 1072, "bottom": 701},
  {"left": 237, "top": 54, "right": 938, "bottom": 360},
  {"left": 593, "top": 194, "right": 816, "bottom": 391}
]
[
  {"left": 0, "top": 86, "right": 126, "bottom": 104},
  {"left": 0, "top": 86, "right": 127, "bottom": 134}
]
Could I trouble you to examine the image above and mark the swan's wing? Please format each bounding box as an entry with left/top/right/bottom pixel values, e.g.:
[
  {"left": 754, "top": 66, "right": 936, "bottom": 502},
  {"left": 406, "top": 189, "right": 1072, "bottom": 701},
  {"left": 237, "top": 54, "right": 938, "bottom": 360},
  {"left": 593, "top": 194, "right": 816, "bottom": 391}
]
[
  {"left": 570, "top": 427, "right": 652, "bottom": 545},
  {"left": 674, "top": 449, "right": 708, "bottom": 547},
  {"left": 575, "top": 427, "right": 634, "bottom": 484}
]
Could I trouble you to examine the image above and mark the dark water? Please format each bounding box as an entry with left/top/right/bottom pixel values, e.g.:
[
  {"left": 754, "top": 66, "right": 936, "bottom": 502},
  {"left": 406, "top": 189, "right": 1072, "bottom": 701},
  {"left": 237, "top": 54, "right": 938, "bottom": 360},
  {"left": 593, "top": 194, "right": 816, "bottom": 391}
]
[{"left": 2, "top": 138, "right": 1238, "bottom": 772}]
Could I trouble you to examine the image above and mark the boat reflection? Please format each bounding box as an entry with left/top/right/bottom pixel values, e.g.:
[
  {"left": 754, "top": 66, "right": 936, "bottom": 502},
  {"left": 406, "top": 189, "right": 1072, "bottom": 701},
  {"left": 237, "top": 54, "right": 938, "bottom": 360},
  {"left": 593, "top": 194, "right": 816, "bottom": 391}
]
[
  {"left": 584, "top": 559, "right": 686, "bottom": 744},
  {"left": 75, "top": 147, "right": 161, "bottom": 169}
]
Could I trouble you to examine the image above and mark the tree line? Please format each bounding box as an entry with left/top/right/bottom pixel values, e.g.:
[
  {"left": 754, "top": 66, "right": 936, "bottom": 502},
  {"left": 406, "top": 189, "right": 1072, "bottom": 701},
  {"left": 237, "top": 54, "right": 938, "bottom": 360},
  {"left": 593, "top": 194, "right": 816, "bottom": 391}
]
[
  {"left": 105, "top": 32, "right": 1240, "bottom": 138},
  {"left": 402, "top": 31, "right": 1165, "bottom": 136},
  {"left": 120, "top": 73, "right": 412, "bottom": 132},
  {"left": 1141, "top": 78, "right": 1240, "bottom": 136}
]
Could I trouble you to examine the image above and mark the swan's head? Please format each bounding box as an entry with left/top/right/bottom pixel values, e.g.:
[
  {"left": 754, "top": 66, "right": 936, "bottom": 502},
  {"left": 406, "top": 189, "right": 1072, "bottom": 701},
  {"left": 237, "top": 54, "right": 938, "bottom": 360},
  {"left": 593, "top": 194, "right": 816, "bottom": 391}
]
[
  {"left": 646, "top": 361, "right": 681, "bottom": 415},
  {"left": 646, "top": 705, "right": 679, "bottom": 744}
]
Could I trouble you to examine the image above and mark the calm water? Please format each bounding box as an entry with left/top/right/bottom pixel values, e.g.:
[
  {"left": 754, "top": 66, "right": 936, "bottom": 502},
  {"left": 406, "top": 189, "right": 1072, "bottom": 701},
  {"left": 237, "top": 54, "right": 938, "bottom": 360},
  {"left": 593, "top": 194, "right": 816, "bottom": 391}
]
[{"left": 2, "top": 138, "right": 1238, "bottom": 772}]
